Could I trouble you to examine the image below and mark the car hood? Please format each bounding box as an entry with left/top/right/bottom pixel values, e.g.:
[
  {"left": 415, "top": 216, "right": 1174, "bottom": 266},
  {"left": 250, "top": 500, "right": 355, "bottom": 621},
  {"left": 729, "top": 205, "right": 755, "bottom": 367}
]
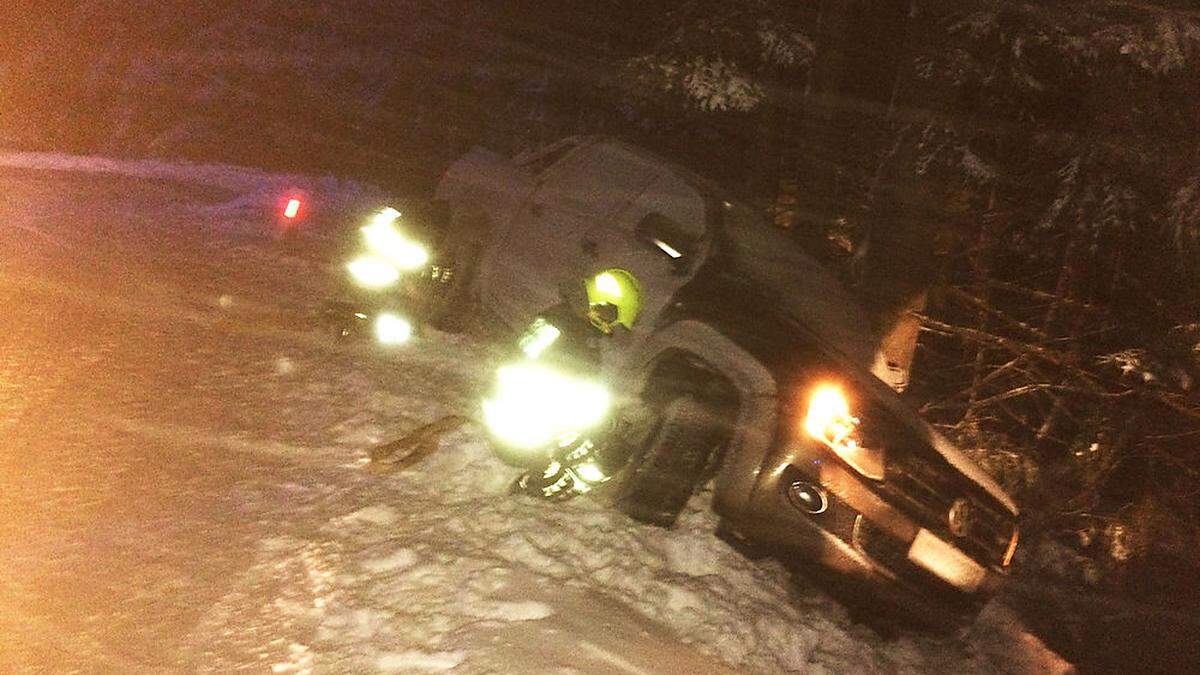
[
  {"left": 718, "top": 221, "right": 1019, "bottom": 516},
  {"left": 724, "top": 220, "right": 878, "bottom": 371}
]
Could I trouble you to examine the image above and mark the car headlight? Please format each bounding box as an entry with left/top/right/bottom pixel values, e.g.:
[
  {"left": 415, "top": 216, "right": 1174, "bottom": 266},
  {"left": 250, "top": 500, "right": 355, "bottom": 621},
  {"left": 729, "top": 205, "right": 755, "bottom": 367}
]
[
  {"left": 483, "top": 363, "right": 611, "bottom": 451},
  {"left": 803, "top": 384, "right": 884, "bottom": 480},
  {"left": 361, "top": 208, "right": 429, "bottom": 271},
  {"left": 347, "top": 256, "right": 401, "bottom": 288}
]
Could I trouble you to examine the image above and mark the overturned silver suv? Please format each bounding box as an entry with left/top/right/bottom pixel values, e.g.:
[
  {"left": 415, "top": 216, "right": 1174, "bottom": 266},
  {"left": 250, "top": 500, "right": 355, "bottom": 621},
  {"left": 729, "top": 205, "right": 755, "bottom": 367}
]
[{"left": 430, "top": 136, "right": 1019, "bottom": 621}]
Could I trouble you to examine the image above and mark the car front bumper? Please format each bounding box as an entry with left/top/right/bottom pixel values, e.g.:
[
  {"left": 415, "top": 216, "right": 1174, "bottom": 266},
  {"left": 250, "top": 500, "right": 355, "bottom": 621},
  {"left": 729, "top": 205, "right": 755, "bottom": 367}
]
[{"left": 718, "top": 439, "right": 1007, "bottom": 611}]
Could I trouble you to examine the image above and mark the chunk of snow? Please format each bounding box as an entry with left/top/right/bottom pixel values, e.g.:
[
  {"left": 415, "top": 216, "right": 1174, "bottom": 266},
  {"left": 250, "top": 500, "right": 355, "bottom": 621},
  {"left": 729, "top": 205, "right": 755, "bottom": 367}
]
[
  {"left": 339, "top": 505, "right": 399, "bottom": 527},
  {"left": 275, "top": 357, "right": 295, "bottom": 375},
  {"left": 660, "top": 535, "right": 724, "bottom": 577},
  {"left": 970, "top": 603, "right": 1074, "bottom": 674},
  {"left": 462, "top": 599, "right": 554, "bottom": 622},
  {"left": 270, "top": 643, "right": 313, "bottom": 673},
  {"left": 682, "top": 58, "right": 763, "bottom": 112},
  {"left": 376, "top": 650, "right": 465, "bottom": 673},
  {"left": 361, "top": 548, "right": 418, "bottom": 573},
  {"left": 960, "top": 146, "right": 996, "bottom": 181}
]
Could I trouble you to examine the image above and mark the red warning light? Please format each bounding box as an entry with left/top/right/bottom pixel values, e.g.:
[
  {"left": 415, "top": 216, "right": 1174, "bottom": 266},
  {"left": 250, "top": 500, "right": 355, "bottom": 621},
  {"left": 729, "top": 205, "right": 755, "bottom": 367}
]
[
  {"left": 277, "top": 191, "right": 308, "bottom": 229},
  {"left": 283, "top": 198, "right": 301, "bottom": 219}
]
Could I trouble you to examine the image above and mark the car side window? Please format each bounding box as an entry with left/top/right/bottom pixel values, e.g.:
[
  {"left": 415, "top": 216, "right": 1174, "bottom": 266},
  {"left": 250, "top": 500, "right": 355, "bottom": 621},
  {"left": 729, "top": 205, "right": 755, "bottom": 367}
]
[
  {"left": 637, "top": 173, "right": 706, "bottom": 239},
  {"left": 615, "top": 173, "right": 708, "bottom": 266},
  {"left": 633, "top": 212, "right": 698, "bottom": 264}
]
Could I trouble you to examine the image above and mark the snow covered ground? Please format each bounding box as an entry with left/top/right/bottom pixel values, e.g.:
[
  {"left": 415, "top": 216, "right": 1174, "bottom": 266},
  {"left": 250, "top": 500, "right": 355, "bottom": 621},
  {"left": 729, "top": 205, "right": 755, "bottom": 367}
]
[{"left": 0, "top": 154, "right": 1069, "bottom": 673}]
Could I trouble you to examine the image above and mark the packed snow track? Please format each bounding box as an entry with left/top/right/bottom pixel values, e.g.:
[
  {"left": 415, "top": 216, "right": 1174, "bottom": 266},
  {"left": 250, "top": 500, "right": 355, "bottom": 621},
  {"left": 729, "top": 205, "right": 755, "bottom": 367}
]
[{"left": 0, "top": 155, "right": 1066, "bottom": 673}]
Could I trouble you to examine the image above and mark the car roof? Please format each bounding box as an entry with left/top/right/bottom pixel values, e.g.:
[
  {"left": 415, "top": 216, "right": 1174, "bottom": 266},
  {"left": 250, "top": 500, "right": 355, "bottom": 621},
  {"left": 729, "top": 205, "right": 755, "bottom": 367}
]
[
  {"left": 554, "top": 137, "right": 877, "bottom": 364},
  {"left": 560, "top": 135, "right": 728, "bottom": 200}
]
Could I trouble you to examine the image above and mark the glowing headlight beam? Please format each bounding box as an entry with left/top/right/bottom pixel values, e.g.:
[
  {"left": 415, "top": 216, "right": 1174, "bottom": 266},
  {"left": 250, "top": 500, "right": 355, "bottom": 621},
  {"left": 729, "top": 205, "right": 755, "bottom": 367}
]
[
  {"left": 347, "top": 256, "right": 401, "bottom": 288},
  {"left": 803, "top": 383, "right": 883, "bottom": 480},
  {"left": 374, "top": 313, "right": 413, "bottom": 345},
  {"left": 804, "top": 385, "right": 858, "bottom": 449}
]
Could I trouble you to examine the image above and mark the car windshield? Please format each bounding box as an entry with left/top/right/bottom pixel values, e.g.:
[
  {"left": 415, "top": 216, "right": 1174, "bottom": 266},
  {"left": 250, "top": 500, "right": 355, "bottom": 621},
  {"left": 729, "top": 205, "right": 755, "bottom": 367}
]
[{"left": 722, "top": 204, "right": 877, "bottom": 368}]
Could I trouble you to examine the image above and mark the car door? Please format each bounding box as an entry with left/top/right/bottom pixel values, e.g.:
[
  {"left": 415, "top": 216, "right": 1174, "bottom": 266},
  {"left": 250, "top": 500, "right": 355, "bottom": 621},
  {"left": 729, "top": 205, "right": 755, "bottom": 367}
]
[
  {"left": 489, "top": 140, "right": 661, "bottom": 322},
  {"left": 587, "top": 170, "right": 711, "bottom": 332}
]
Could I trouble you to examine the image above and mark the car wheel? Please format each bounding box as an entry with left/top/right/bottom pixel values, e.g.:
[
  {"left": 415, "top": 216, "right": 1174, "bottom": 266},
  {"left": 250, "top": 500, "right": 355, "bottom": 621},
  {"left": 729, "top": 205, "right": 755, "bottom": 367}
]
[
  {"left": 615, "top": 395, "right": 726, "bottom": 527},
  {"left": 423, "top": 205, "right": 489, "bottom": 333}
]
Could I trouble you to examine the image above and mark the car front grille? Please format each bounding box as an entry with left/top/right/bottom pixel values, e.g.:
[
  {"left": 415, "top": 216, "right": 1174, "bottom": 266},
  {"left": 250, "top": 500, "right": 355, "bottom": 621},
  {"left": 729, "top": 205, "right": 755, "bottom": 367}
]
[
  {"left": 852, "top": 516, "right": 979, "bottom": 601},
  {"left": 883, "top": 451, "right": 1015, "bottom": 569},
  {"left": 852, "top": 515, "right": 908, "bottom": 570}
]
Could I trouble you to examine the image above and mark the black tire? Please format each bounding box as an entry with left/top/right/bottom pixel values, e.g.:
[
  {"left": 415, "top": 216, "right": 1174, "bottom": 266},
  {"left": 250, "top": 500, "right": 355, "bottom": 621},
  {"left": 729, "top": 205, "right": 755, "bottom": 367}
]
[
  {"left": 615, "top": 395, "right": 726, "bottom": 527},
  {"left": 423, "top": 206, "right": 489, "bottom": 333}
]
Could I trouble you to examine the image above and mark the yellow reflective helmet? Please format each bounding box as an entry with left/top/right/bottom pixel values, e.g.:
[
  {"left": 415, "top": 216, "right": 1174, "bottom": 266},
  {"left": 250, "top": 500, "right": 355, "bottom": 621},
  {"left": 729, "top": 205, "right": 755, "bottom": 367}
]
[{"left": 585, "top": 268, "right": 642, "bottom": 333}]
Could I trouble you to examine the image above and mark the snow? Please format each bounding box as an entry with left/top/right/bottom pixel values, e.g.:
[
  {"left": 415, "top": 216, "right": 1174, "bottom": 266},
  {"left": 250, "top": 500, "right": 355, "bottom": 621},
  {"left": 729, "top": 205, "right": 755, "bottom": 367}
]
[
  {"left": 360, "top": 548, "right": 419, "bottom": 574},
  {"left": 0, "top": 151, "right": 381, "bottom": 222},
  {"left": 0, "top": 153, "right": 1070, "bottom": 673},
  {"left": 757, "top": 24, "right": 815, "bottom": 68},
  {"left": 0, "top": 151, "right": 295, "bottom": 192},
  {"left": 376, "top": 649, "right": 466, "bottom": 672},
  {"left": 340, "top": 505, "right": 401, "bottom": 527},
  {"left": 959, "top": 146, "right": 996, "bottom": 182},
  {"left": 462, "top": 599, "right": 555, "bottom": 622},
  {"left": 682, "top": 58, "right": 764, "bottom": 112}
]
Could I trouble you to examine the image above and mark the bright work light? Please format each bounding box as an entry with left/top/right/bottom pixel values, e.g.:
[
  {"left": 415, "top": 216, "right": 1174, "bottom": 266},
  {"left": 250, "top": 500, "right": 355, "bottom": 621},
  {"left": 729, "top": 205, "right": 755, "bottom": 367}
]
[
  {"left": 373, "top": 206, "right": 401, "bottom": 226},
  {"left": 483, "top": 363, "right": 611, "bottom": 450},
  {"left": 361, "top": 209, "right": 429, "bottom": 271},
  {"left": 374, "top": 312, "right": 413, "bottom": 345},
  {"left": 347, "top": 256, "right": 401, "bottom": 288}
]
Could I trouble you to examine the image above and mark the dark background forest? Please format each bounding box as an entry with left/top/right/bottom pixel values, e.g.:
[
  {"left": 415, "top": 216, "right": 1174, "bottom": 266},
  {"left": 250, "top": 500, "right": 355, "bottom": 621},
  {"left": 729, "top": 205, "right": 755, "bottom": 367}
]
[{"left": 3, "top": 1, "right": 1198, "bottom": 669}]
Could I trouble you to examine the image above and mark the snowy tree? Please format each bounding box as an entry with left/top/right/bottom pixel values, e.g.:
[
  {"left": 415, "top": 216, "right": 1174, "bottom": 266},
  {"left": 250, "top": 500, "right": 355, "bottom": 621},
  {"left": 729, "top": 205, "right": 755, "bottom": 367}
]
[{"left": 890, "top": 0, "right": 1200, "bottom": 594}]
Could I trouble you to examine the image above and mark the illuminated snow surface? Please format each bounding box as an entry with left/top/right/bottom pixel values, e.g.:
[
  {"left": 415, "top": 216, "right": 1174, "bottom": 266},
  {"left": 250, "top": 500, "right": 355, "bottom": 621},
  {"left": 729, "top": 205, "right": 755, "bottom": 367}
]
[{"left": 0, "top": 154, "right": 1069, "bottom": 674}]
